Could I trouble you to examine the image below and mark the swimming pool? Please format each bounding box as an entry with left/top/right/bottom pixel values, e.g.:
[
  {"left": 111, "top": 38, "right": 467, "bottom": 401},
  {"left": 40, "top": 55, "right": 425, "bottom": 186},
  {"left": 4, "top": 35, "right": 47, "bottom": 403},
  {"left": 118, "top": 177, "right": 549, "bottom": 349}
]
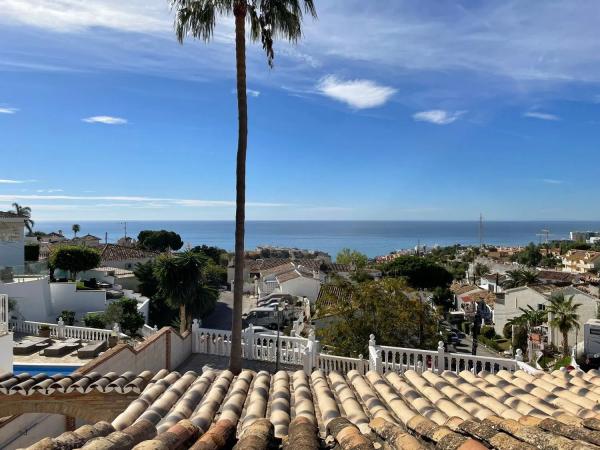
[{"left": 13, "top": 364, "right": 83, "bottom": 376}]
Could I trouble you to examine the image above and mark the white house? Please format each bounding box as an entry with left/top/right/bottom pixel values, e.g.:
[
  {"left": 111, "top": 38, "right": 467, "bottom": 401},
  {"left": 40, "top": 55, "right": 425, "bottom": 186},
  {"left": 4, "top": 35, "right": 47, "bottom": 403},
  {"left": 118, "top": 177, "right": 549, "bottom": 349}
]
[
  {"left": 479, "top": 273, "right": 507, "bottom": 293},
  {"left": 258, "top": 262, "right": 322, "bottom": 303},
  {"left": 562, "top": 250, "right": 600, "bottom": 274},
  {"left": 494, "top": 284, "right": 599, "bottom": 349},
  {"left": 0, "top": 212, "right": 25, "bottom": 272}
]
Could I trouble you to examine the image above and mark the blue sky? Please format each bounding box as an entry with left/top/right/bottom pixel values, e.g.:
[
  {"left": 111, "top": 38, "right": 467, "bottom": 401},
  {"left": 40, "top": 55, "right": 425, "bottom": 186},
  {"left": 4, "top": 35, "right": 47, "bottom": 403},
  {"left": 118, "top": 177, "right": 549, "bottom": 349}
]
[{"left": 1, "top": 0, "right": 599, "bottom": 221}]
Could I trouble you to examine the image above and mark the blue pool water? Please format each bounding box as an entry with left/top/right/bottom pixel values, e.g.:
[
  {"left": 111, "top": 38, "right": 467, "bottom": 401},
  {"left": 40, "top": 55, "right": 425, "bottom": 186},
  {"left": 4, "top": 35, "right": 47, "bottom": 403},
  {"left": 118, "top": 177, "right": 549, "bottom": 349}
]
[{"left": 13, "top": 364, "right": 82, "bottom": 376}]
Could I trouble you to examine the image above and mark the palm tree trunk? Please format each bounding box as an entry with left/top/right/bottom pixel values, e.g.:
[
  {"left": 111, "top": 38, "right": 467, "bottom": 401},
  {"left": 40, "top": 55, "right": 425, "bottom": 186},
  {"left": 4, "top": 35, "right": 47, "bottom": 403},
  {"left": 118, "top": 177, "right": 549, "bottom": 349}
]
[
  {"left": 179, "top": 305, "right": 186, "bottom": 335},
  {"left": 562, "top": 331, "right": 568, "bottom": 357},
  {"left": 229, "top": 1, "right": 248, "bottom": 376}
]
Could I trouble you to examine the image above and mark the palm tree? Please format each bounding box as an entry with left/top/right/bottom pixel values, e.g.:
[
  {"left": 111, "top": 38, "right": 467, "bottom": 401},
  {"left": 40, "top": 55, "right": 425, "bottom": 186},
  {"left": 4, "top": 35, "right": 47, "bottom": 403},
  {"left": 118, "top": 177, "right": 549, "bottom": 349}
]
[
  {"left": 171, "top": 0, "right": 317, "bottom": 374},
  {"left": 11, "top": 203, "right": 34, "bottom": 235},
  {"left": 72, "top": 224, "right": 81, "bottom": 238},
  {"left": 546, "top": 293, "right": 581, "bottom": 356},
  {"left": 502, "top": 268, "right": 539, "bottom": 289},
  {"left": 154, "top": 250, "right": 215, "bottom": 334}
]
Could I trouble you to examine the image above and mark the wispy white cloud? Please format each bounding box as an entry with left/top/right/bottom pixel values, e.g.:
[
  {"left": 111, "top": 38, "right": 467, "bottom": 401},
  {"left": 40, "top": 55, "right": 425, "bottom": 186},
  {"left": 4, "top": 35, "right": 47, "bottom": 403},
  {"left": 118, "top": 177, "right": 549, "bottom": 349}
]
[
  {"left": 317, "top": 75, "right": 396, "bottom": 109},
  {"left": 0, "top": 0, "right": 168, "bottom": 33},
  {"left": 82, "top": 115, "right": 127, "bottom": 125},
  {"left": 247, "top": 89, "right": 260, "bottom": 97},
  {"left": 0, "top": 193, "right": 288, "bottom": 208},
  {"left": 413, "top": 109, "right": 465, "bottom": 125},
  {"left": 36, "top": 189, "right": 63, "bottom": 193},
  {"left": 0, "top": 107, "right": 18, "bottom": 114},
  {"left": 542, "top": 178, "right": 563, "bottom": 184},
  {"left": 523, "top": 111, "right": 560, "bottom": 121},
  {"left": 0, "top": 179, "right": 33, "bottom": 184}
]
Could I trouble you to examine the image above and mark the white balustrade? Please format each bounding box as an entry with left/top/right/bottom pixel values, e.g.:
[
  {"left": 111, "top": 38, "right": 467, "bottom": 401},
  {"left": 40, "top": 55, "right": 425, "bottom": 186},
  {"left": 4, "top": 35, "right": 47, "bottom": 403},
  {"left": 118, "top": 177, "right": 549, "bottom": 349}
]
[
  {"left": 0, "top": 294, "right": 8, "bottom": 333},
  {"left": 317, "top": 353, "right": 367, "bottom": 375},
  {"left": 190, "top": 325, "right": 532, "bottom": 376},
  {"left": 9, "top": 319, "right": 121, "bottom": 341}
]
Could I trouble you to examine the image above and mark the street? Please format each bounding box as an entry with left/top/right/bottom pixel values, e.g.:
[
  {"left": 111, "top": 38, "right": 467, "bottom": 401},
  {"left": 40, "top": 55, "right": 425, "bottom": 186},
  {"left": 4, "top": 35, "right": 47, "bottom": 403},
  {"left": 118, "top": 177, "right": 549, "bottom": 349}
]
[
  {"left": 451, "top": 334, "right": 508, "bottom": 358},
  {"left": 201, "top": 291, "right": 256, "bottom": 330}
]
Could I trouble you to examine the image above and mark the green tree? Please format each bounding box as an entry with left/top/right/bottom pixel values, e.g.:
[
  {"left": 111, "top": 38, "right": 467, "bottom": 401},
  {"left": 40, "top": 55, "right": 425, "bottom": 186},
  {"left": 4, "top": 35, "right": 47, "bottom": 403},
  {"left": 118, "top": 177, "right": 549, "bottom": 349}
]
[
  {"left": 83, "top": 312, "right": 106, "bottom": 329},
  {"left": 134, "top": 260, "right": 160, "bottom": 298},
  {"left": 473, "top": 263, "right": 490, "bottom": 282},
  {"left": 171, "top": 0, "right": 317, "bottom": 374},
  {"left": 514, "top": 243, "right": 542, "bottom": 267},
  {"left": 547, "top": 293, "right": 581, "bottom": 356},
  {"left": 192, "top": 245, "right": 228, "bottom": 266},
  {"left": 384, "top": 255, "right": 453, "bottom": 289},
  {"left": 154, "top": 250, "right": 218, "bottom": 334},
  {"left": 49, "top": 246, "right": 101, "bottom": 281},
  {"left": 336, "top": 248, "right": 368, "bottom": 270},
  {"left": 317, "top": 278, "right": 439, "bottom": 356},
  {"left": 134, "top": 260, "right": 178, "bottom": 328},
  {"left": 501, "top": 268, "right": 539, "bottom": 289},
  {"left": 104, "top": 297, "right": 146, "bottom": 336},
  {"left": 431, "top": 286, "right": 454, "bottom": 313},
  {"left": 11, "top": 203, "right": 34, "bottom": 235},
  {"left": 72, "top": 224, "right": 81, "bottom": 238},
  {"left": 138, "top": 230, "right": 183, "bottom": 252}
]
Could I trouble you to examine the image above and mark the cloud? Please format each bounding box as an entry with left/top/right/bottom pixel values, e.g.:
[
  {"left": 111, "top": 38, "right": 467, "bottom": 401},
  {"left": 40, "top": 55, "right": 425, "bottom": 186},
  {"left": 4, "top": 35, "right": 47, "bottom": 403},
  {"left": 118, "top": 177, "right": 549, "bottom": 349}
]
[
  {"left": 0, "top": 107, "right": 18, "bottom": 114},
  {"left": 0, "top": 193, "right": 288, "bottom": 208},
  {"left": 317, "top": 75, "right": 396, "bottom": 109},
  {"left": 0, "top": 179, "right": 33, "bottom": 184},
  {"left": 523, "top": 111, "right": 560, "bottom": 121},
  {"left": 413, "top": 109, "right": 465, "bottom": 125},
  {"left": 82, "top": 116, "right": 128, "bottom": 125},
  {"left": 542, "top": 178, "right": 563, "bottom": 184},
  {"left": 36, "top": 189, "right": 64, "bottom": 193},
  {"left": 0, "top": 0, "right": 167, "bottom": 33},
  {"left": 247, "top": 89, "right": 260, "bottom": 97}
]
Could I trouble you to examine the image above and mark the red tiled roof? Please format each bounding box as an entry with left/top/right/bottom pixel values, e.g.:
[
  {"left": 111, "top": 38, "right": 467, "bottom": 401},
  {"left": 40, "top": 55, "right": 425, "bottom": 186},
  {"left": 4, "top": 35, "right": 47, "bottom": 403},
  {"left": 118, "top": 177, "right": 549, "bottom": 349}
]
[{"left": 100, "top": 244, "right": 158, "bottom": 262}]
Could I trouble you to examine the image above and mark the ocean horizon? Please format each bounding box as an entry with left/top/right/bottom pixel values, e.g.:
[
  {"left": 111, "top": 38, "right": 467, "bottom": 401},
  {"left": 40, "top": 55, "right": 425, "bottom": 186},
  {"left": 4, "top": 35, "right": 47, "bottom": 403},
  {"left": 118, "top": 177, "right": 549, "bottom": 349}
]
[{"left": 34, "top": 220, "right": 600, "bottom": 258}]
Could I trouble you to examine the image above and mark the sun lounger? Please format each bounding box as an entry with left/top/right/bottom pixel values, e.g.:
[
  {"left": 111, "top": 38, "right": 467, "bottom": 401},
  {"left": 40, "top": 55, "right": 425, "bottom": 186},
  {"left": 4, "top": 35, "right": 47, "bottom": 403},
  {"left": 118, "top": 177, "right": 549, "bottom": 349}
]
[
  {"left": 13, "top": 340, "right": 40, "bottom": 355},
  {"left": 77, "top": 340, "right": 107, "bottom": 359},
  {"left": 43, "top": 341, "right": 82, "bottom": 357}
]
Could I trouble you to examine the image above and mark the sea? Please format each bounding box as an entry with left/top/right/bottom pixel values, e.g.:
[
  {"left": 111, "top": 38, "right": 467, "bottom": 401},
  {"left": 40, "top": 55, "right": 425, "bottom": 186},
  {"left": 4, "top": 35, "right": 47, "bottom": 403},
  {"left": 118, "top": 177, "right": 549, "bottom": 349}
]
[{"left": 34, "top": 220, "right": 600, "bottom": 258}]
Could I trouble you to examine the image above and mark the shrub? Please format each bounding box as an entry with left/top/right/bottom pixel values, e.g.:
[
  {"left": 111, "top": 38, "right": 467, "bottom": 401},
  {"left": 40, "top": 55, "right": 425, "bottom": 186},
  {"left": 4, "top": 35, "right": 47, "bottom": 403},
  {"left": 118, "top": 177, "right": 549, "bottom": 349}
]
[
  {"left": 104, "top": 297, "right": 145, "bottom": 336},
  {"left": 481, "top": 325, "right": 496, "bottom": 340},
  {"left": 58, "top": 310, "right": 75, "bottom": 325},
  {"left": 83, "top": 313, "right": 107, "bottom": 329}
]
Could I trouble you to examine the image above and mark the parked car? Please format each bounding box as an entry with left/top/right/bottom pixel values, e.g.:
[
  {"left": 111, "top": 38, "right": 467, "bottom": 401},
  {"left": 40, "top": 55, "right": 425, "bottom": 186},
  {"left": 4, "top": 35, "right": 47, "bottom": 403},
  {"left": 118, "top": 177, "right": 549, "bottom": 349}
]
[
  {"left": 242, "top": 307, "right": 283, "bottom": 329},
  {"left": 447, "top": 332, "right": 461, "bottom": 345},
  {"left": 244, "top": 325, "right": 277, "bottom": 335}
]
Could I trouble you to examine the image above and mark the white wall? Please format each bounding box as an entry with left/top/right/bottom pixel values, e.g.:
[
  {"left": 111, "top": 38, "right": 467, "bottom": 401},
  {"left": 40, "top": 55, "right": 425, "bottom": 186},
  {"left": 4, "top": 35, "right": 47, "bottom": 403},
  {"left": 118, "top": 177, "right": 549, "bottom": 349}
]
[
  {"left": 0, "top": 414, "right": 65, "bottom": 450},
  {"left": 493, "top": 287, "right": 546, "bottom": 337},
  {"left": 0, "top": 220, "right": 24, "bottom": 270},
  {"left": 0, "top": 277, "right": 53, "bottom": 322},
  {"left": 102, "top": 258, "right": 153, "bottom": 270},
  {"left": 280, "top": 277, "right": 321, "bottom": 303},
  {"left": 0, "top": 332, "right": 13, "bottom": 373},
  {"left": 49, "top": 283, "right": 107, "bottom": 319}
]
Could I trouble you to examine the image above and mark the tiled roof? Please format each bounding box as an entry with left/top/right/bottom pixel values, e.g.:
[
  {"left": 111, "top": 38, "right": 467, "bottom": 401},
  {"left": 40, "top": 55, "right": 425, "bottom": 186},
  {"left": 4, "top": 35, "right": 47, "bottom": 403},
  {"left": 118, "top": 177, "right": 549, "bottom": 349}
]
[
  {"left": 451, "top": 283, "right": 480, "bottom": 295},
  {"left": 19, "top": 367, "right": 600, "bottom": 449},
  {"left": 0, "top": 211, "right": 25, "bottom": 219},
  {"left": 481, "top": 273, "right": 508, "bottom": 284},
  {"left": 100, "top": 244, "right": 159, "bottom": 262},
  {"left": 537, "top": 270, "right": 578, "bottom": 283},
  {"left": 0, "top": 370, "right": 153, "bottom": 395}
]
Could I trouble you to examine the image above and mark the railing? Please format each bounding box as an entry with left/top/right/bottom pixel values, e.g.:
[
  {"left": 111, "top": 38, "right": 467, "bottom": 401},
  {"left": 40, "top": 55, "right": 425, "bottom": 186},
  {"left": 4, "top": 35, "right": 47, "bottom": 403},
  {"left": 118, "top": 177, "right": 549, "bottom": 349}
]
[
  {"left": 141, "top": 324, "right": 158, "bottom": 337},
  {"left": 318, "top": 353, "right": 368, "bottom": 375},
  {"left": 9, "top": 319, "right": 126, "bottom": 341},
  {"left": 380, "top": 345, "right": 440, "bottom": 373},
  {"left": 191, "top": 325, "right": 531, "bottom": 376},
  {"left": 0, "top": 294, "right": 8, "bottom": 333}
]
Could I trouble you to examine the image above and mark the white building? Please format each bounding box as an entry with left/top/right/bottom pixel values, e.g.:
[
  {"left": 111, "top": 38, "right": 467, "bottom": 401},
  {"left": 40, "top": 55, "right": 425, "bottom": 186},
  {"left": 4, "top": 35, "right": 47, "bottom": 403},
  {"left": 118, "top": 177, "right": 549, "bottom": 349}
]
[
  {"left": 561, "top": 250, "right": 600, "bottom": 274},
  {"left": 494, "top": 284, "right": 599, "bottom": 348},
  {"left": 0, "top": 212, "right": 25, "bottom": 271}
]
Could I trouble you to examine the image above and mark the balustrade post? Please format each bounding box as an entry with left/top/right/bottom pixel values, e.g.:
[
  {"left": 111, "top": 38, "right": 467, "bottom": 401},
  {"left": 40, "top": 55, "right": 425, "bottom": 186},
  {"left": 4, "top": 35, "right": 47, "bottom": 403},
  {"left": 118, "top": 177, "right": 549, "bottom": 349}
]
[
  {"left": 245, "top": 324, "right": 255, "bottom": 360},
  {"left": 436, "top": 341, "right": 445, "bottom": 373},
  {"left": 514, "top": 348, "right": 523, "bottom": 362},
  {"left": 570, "top": 346, "right": 580, "bottom": 370},
  {"left": 57, "top": 317, "right": 65, "bottom": 339},
  {"left": 191, "top": 319, "right": 200, "bottom": 353},
  {"left": 368, "top": 334, "right": 382, "bottom": 373}
]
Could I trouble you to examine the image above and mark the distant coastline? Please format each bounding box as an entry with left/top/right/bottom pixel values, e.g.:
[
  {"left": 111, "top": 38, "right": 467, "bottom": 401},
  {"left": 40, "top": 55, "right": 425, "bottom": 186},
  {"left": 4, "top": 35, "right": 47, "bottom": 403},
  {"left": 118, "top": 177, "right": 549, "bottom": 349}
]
[{"left": 32, "top": 220, "right": 600, "bottom": 258}]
